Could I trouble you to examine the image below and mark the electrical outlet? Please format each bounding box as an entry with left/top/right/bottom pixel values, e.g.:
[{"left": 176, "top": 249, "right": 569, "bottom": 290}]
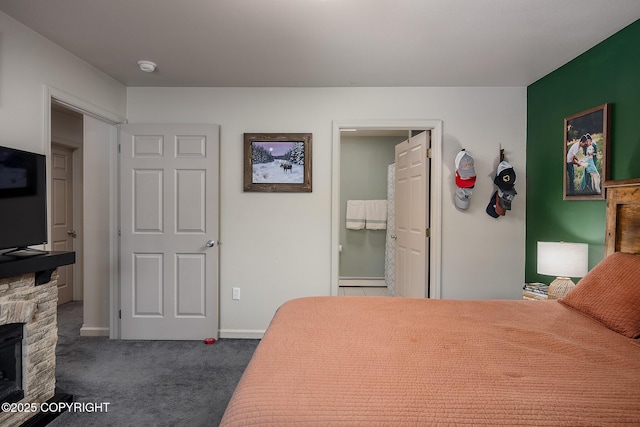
[{"left": 232, "top": 287, "right": 240, "bottom": 300}]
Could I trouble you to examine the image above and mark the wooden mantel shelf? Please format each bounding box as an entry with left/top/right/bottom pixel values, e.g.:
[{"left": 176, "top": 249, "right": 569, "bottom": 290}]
[{"left": 0, "top": 250, "right": 76, "bottom": 284}]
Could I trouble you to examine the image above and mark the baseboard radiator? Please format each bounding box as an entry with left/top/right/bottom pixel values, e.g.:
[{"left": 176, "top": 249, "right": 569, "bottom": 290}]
[{"left": 338, "top": 277, "right": 386, "bottom": 287}]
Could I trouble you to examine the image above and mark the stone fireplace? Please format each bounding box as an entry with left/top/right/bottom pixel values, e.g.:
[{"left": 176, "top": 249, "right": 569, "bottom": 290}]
[{"left": 0, "top": 272, "right": 59, "bottom": 427}]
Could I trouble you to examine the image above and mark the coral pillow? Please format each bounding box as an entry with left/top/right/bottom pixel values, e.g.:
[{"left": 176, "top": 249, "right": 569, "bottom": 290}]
[{"left": 559, "top": 252, "right": 640, "bottom": 338}]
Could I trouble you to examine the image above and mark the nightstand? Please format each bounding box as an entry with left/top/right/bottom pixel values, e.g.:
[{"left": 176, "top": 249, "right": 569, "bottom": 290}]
[{"left": 522, "top": 282, "right": 549, "bottom": 300}]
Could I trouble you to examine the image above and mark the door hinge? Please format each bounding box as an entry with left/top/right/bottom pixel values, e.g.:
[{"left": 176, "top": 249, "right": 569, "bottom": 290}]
[
  {"left": 118, "top": 228, "right": 121, "bottom": 237},
  {"left": 426, "top": 148, "right": 432, "bottom": 158},
  {"left": 118, "top": 144, "right": 121, "bottom": 154},
  {"left": 425, "top": 228, "right": 430, "bottom": 238},
  {"left": 118, "top": 310, "right": 121, "bottom": 319}
]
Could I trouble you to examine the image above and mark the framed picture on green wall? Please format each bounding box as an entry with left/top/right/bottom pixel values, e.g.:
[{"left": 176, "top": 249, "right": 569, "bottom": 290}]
[{"left": 563, "top": 103, "right": 611, "bottom": 200}]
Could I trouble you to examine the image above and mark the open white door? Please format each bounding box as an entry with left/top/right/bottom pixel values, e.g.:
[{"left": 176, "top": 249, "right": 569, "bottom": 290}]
[
  {"left": 51, "top": 144, "right": 75, "bottom": 304},
  {"left": 119, "top": 124, "right": 219, "bottom": 340},
  {"left": 394, "top": 131, "right": 430, "bottom": 298}
]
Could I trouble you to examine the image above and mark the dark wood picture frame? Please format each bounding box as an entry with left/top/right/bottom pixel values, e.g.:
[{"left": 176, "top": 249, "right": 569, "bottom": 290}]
[
  {"left": 243, "top": 133, "right": 312, "bottom": 192},
  {"left": 563, "top": 103, "right": 611, "bottom": 200}
]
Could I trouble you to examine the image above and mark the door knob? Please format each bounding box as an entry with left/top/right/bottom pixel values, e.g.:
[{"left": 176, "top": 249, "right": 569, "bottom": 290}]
[
  {"left": 67, "top": 230, "right": 77, "bottom": 238},
  {"left": 390, "top": 234, "right": 397, "bottom": 239},
  {"left": 205, "top": 240, "right": 217, "bottom": 247}
]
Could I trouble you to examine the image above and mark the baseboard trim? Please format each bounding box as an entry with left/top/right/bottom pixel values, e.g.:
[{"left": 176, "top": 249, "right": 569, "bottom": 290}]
[
  {"left": 219, "top": 329, "right": 265, "bottom": 339},
  {"left": 80, "top": 326, "right": 109, "bottom": 337}
]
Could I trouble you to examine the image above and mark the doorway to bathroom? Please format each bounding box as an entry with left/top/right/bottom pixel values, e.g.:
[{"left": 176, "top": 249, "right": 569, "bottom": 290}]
[
  {"left": 331, "top": 119, "right": 443, "bottom": 299},
  {"left": 338, "top": 130, "right": 406, "bottom": 295}
]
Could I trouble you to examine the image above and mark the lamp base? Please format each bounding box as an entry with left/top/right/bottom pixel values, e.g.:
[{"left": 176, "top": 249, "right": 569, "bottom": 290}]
[{"left": 548, "top": 276, "right": 575, "bottom": 299}]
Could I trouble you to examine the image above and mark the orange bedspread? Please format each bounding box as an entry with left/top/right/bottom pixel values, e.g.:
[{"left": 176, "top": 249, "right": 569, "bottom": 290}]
[{"left": 220, "top": 297, "right": 640, "bottom": 426}]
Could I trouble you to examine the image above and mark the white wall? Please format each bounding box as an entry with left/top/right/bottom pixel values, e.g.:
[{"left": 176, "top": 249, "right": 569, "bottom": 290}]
[
  {"left": 0, "top": 12, "right": 127, "bottom": 334},
  {"left": 0, "top": 13, "right": 126, "bottom": 153},
  {"left": 0, "top": 10, "right": 527, "bottom": 338},
  {"left": 82, "top": 117, "right": 117, "bottom": 336},
  {"left": 127, "top": 86, "right": 527, "bottom": 337}
]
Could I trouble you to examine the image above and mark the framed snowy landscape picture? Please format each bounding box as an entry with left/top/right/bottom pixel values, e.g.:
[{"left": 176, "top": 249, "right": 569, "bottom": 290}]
[{"left": 244, "top": 133, "right": 312, "bottom": 192}]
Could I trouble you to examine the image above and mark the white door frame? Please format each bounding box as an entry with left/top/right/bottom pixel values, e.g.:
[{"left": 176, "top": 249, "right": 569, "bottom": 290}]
[
  {"left": 43, "top": 85, "right": 125, "bottom": 338},
  {"left": 331, "top": 119, "right": 442, "bottom": 299}
]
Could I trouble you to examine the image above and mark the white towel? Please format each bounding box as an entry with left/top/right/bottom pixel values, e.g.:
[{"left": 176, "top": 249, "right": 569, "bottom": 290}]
[
  {"left": 365, "top": 200, "right": 387, "bottom": 230},
  {"left": 346, "top": 200, "right": 366, "bottom": 230}
]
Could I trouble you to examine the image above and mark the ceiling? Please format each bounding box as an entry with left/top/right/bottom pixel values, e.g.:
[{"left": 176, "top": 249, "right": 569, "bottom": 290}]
[{"left": 1, "top": 0, "right": 638, "bottom": 88}]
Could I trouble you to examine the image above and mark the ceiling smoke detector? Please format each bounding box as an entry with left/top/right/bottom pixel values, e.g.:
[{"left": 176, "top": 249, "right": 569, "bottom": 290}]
[{"left": 137, "top": 60, "right": 157, "bottom": 73}]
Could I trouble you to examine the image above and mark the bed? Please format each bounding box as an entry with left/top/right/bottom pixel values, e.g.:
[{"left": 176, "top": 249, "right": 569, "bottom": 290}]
[{"left": 220, "top": 179, "right": 640, "bottom": 426}]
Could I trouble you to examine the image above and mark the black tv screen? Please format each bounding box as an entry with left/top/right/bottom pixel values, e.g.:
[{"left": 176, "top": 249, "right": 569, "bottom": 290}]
[{"left": 0, "top": 146, "right": 47, "bottom": 251}]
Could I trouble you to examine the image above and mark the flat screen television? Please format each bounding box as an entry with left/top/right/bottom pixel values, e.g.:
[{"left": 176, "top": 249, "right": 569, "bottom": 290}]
[{"left": 0, "top": 145, "right": 47, "bottom": 251}]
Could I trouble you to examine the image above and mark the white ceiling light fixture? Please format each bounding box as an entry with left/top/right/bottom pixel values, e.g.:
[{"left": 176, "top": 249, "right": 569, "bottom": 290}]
[{"left": 137, "top": 60, "right": 157, "bottom": 73}]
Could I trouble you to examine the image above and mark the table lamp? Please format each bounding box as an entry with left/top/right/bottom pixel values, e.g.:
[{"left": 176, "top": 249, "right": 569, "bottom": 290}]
[{"left": 537, "top": 241, "right": 588, "bottom": 299}]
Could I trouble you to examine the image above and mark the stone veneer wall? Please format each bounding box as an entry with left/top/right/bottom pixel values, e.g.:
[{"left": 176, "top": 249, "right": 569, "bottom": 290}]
[{"left": 0, "top": 272, "right": 58, "bottom": 427}]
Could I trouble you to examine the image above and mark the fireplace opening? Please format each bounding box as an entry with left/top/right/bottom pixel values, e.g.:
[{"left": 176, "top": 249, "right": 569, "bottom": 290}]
[{"left": 0, "top": 323, "right": 24, "bottom": 404}]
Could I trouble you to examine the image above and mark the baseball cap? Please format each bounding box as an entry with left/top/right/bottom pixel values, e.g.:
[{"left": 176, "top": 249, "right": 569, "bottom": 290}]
[
  {"left": 454, "top": 187, "right": 472, "bottom": 210},
  {"left": 486, "top": 191, "right": 499, "bottom": 218},
  {"left": 455, "top": 150, "right": 476, "bottom": 188},
  {"left": 498, "top": 187, "right": 517, "bottom": 211},
  {"left": 493, "top": 161, "right": 516, "bottom": 190}
]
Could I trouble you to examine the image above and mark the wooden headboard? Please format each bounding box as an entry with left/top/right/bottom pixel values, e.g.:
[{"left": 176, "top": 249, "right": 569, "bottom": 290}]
[{"left": 604, "top": 178, "right": 640, "bottom": 256}]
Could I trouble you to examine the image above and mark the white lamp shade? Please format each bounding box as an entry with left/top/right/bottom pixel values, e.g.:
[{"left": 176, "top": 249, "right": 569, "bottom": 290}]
[{"left": 537, "top": 241, "right": 589, "bottom": 278}]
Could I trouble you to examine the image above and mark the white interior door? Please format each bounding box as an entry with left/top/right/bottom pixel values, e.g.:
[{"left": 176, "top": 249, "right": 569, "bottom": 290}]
[
  {"left": 51, "top": 144, "right": 75, "bottom": 304},
  {"left": 394, "top": 131, "right": 430, "bottom": 298},
  {"left": 119, "top": 124, "right": 220, "bottom": 340}
]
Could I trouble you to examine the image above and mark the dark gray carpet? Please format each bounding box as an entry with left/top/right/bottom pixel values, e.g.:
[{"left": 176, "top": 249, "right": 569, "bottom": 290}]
[{"left": 48, "top": 302, "right": 259, "bottom": 427}]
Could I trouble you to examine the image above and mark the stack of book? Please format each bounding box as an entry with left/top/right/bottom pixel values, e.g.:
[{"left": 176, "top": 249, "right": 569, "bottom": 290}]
[{"left": 522, "top": 283, "right": 549, "bottom": 300}]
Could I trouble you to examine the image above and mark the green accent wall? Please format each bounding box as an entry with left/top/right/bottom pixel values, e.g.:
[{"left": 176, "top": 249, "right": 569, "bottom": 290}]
[{"left": 526, "top": 20, "right": 640, "bottom": 283}]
